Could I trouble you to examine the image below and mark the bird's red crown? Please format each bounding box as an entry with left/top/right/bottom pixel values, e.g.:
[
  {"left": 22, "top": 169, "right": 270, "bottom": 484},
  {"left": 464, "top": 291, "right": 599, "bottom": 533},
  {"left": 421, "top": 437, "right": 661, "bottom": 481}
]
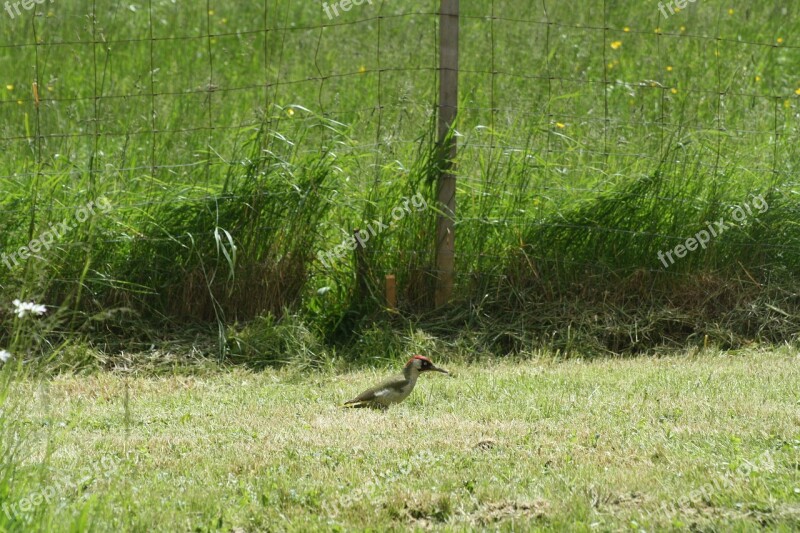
[{"left": 406, "top": 354, "right": 431, "bottom": 365}]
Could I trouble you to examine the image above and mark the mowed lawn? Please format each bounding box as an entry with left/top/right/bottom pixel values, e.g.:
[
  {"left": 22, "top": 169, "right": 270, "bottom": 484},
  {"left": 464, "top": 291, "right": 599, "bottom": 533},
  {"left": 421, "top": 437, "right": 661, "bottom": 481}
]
[{"left": 5, "top": 350, "right": 800, "bottom": 531}]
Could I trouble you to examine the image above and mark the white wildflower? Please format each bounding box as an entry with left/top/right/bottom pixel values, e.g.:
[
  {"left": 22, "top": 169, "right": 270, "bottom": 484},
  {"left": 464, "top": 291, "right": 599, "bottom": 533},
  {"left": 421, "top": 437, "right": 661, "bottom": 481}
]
[
  {"left": 12, "top": 299, "right": 47, "bottom": 318},
  {"left": 0, "top": 349, "right": 11, "bottom": 363}
]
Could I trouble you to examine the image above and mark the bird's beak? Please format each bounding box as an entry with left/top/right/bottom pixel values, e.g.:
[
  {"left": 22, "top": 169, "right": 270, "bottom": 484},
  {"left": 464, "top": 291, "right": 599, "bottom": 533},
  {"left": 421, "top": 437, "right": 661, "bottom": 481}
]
[{"left": 431, "top": 365, "right": 449, "bottom": 374}]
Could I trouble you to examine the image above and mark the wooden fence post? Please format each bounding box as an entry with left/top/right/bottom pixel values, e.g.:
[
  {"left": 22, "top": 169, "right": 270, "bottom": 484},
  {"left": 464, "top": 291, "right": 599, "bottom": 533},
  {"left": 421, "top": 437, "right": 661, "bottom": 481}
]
[{"left": 435, "top": 0, "right": 459, "bottom": 308}]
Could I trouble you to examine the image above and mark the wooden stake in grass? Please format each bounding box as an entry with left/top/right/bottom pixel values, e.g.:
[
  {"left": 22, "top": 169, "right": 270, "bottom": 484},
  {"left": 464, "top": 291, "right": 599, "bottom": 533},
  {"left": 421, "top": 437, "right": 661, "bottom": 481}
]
[
  {"left": 385, "top": 274, "right": 397, "bottom": 311},
  {"left": 32, "top": 81, "right": 39, "bottom": 107}
]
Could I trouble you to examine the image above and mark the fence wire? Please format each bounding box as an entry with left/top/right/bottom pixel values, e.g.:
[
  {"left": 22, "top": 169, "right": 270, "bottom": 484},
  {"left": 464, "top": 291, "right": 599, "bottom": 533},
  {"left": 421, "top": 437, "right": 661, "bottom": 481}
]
[{"left": 1, "top": 1, "right": 798, "bottom": 304}]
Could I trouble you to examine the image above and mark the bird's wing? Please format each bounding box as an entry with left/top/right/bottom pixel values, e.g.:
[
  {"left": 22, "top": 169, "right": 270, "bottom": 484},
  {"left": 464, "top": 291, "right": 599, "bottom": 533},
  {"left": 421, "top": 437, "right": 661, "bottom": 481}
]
[{"left": 344, "top": 373, "right": 405, "bottom": 404}]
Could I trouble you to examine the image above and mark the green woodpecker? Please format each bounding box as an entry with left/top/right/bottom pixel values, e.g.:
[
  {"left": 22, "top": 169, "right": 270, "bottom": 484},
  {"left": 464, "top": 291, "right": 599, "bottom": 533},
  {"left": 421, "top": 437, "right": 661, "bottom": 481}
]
[{"left": 343, "top": 355, "right": 449, "bottom": 409}]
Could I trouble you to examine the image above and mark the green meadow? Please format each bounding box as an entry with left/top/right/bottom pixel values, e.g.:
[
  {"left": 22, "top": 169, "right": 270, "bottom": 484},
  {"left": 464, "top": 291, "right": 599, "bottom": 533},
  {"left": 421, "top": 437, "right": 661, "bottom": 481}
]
[
  {"left": 2, "top": 349, "right": 799, "bottom": 531},
  {"left": 1, "top": 1, "right": 800, "bottom": 530}
]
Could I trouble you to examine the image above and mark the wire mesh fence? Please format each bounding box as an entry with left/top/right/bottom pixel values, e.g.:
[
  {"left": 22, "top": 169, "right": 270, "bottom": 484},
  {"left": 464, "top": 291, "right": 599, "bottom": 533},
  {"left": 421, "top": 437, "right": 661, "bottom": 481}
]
[{"left": 1, "top": 1, "right": 798, "bottom": 324}]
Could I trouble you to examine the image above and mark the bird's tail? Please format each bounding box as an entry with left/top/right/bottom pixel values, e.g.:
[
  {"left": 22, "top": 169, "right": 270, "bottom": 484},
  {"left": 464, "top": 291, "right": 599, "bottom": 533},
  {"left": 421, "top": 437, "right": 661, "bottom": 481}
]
[{"left": 341, "top": 401, "right": 370, "bottom": 408}]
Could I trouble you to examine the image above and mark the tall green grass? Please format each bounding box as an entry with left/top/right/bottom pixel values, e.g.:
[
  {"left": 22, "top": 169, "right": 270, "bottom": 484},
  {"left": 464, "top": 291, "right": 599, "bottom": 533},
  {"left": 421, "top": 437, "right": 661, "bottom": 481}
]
[{"left": 1, "top": 1, "right": 799, "bottom": 361}]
